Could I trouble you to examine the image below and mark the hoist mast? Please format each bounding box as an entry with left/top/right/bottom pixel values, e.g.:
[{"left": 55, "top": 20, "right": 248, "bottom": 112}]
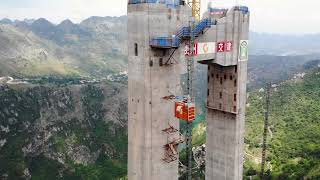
[{"left": 185, "top": 0, "right": 201, "bottom": 179}]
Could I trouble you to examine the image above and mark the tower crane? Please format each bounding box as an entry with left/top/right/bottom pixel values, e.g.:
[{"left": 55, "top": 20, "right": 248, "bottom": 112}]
[{"left": 188, "top": 0, "right": 201, "bottom": 22}]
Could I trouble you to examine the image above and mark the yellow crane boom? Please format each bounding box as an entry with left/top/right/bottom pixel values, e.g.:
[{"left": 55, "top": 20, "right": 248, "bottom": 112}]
[{"left": 189, "top": 0, "right": 201, "bottom": 22}]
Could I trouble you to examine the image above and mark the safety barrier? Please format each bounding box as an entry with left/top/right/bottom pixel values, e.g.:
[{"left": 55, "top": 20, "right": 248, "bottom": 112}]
[
  {"left": 150, "top": 37, "right": 175, "bottom": 48},
  {"left": 150, "top": 18, "right": 212, "bottom": 48},
  {"left": 234, "top": 6, "right": 249, "bottom": 14},
  {"left": 192, "top": 18, "right": 211, "bottom": 37},
  {"left": 128, "top": 0, "right": 180, "bottom": 8},
  {"left": 208, "top": 8, "right": 228, "bottom": 15}
]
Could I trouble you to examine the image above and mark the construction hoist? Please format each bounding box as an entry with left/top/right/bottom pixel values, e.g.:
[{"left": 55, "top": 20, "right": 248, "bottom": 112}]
[{"left": 174, "top": 1, "right": 201, "bottom": 179}]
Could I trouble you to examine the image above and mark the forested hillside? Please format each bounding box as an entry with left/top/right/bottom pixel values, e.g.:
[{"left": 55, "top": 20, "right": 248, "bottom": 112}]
[
  {"left": 187, "top": 67, "right": 320, "bottom": 179},
  {"left": 1, "top": 15, "right": 320, "bottom": 180},
  {"left": 244, "top": 67, "right": 320, "bottom": 179},
  {"left": 0, "top": 81, "right": 128, "bottom": 180}
]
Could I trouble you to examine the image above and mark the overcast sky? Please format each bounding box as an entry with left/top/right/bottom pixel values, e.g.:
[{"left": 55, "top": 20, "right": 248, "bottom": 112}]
[{"left": 0, "top": 0, "right": 319, "bottom": 34}]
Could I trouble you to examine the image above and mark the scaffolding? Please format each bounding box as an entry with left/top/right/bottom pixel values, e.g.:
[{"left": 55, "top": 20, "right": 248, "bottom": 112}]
[{"left": 162, "top": 124, "right": 184, "bottom": 163}]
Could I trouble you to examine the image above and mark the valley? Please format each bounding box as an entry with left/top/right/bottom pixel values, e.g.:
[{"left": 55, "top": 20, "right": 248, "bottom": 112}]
[
  {"left": 1, "top": 16, "right": 320, "bottom": 179},
  {"left": 0, "top": 80, "right": 128, "bottom": 180}
]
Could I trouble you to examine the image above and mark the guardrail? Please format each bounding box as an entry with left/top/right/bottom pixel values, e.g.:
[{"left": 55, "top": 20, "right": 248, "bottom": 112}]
[
  {"left": 150, "top": 37, "right": 175, "bottom": 48},
  {"left": 150, "top": 18, "right": 212, "bottom": 48},
  {"left": 128, "top": 0, "right": 180, "bottom": 8},
  {"left": 234, "top": 6, "right": 249, "bottom": 14},
  {"left": 192, "top": 18, "right": 211, "bottom": 37}
]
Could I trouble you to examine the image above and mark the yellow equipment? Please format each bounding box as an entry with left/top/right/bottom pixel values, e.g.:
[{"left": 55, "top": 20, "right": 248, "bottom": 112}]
[{"left": 188, "top": 0, "right": 201, "bottom": 22}]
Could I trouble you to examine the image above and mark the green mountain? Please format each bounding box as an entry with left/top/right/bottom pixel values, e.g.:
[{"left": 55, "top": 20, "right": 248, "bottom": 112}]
[
  {"left": 1, "top": 16, "right": 320, "bottom": 180},
  {"left": 189, "top": 67, "right": 320, "bottom": 179},
  {"left": 248, "top": 55, "right": 320, "bottom": 90},
  {"left": 3, "top": 16, "right": 320, "bottom": 78},
  {"left": 1, "top": 64, "right": 318, "bottom": 179},
  {"left": 0, "top": 81, "right": 128, "bottom": 180},
  {"left": 244, "top": 67, "right": 320, "bottom": 179}
]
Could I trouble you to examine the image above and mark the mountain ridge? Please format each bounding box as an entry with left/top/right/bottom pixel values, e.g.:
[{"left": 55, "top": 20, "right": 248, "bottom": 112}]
[
  {"left": 2, "top": 16, "right": 320, "bottom": 78},
  {"left": 0, "top": 16, "right": 128, "bottom": 78},
  {"left": 3, "top": 16, "right": 320, "bottom": 55}
]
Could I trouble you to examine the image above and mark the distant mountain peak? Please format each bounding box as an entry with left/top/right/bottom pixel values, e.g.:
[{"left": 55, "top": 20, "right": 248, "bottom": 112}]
[
  {"left": 30, "top": 18, "right": 56, "bottom": 39},
  {"left": 59, "top": 19, "right": 74, "bottom": 26},
  {"left": 56, "top": 19, "right": 90, "bottom": 38},
  {"left": 13, "top": 20, "right": 30, "bottom": 31},
  {"left": 0, "top": 18, "right": 13, "bottom": 24},
  {"left": 32, "top": 18, "right": 54, "bottom": 27},
  {"left": 57, "top": 19, "right": 78, "bottom": 30},
  {"left": 23, "top": 18, "right": 36, "bottom": 25}
]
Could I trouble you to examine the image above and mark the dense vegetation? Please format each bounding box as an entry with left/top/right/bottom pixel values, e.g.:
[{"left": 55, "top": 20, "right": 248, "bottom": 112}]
[
  {"left": 180, "top": 67, "right": 320, "bottom": 179},
  {"left": 2, "top": 15, "right": 320, "bottom": 180},
  {"left": 1, "top": 65, "right": 319, "bottom": 179},
  {"left": 0, "top": 82, "right": 127, "bottom": 180},
  {"left": 244, "top": 67, "right": 320, "bottom": 179}
]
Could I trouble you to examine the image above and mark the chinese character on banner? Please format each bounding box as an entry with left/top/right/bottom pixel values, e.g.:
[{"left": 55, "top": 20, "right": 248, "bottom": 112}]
[
  {"left": 184, "top": 43, "right": 198, "bottom": 56},
  {"left": 217, "top": 42, "right": 225, "bottom": 52},
  {"left": 184, "top": 45, "right": 190, "bottom": 56},
  {"left": 226, "top": 41, "right": 232, "bottom": 52},
  {"left": 193, "top": 43, "right": 198, "bottom": 55}
]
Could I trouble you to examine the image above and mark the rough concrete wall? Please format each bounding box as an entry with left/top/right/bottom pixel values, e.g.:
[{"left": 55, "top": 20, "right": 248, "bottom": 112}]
[
  {"left": 195, "top": 27, "right": 217, "bottom": 62},
  {"left": 206, "top": 109, "right": 237, "bottom": 179},
  {"left": 128, "top": 3, "right": 249, "bottom": 179},
  {"left": 214, "top": 9, "right": 242, "bottom": 66},
  {"left": 207, "top": 64, "right": 237, "bottom": 114},
  {"left": 128, "top": 5, "right": 150, "bottom": 179},
  {"left": 205, "top": 8, "right": 250, "bottom": 180},
  {"left": 127, "top": 4, "right": 190, "bottom": 180},
  {"left": 235, "top": 10, "right": 250, "bottom": 178}
]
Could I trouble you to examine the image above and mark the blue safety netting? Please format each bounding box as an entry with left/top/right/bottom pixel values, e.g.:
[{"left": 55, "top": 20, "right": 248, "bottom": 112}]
[
  {"left": 208, "top": 8, "right": 228, "bottom": 14},
  {"left": 150, "top": 37, "right": 174, "bottom": 48},
  {"left": 128, "top": 0, "right": 180, "bottom": 8},
  {"left": 208, "top": 6, "right": 249, "bottom": 14},
  {"left": 234, "top": 6, "right": 249, "bottom": 14}
]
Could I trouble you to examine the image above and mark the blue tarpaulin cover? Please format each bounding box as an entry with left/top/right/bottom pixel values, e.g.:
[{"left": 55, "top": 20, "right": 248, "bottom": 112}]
[{"left": 128, "top": 0, "right": 180, "bottom": 8}]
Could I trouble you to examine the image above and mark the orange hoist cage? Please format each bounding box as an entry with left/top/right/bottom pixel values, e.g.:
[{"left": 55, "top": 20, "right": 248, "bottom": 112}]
[{"left": 174, "top": 101, "right": 195, "bottom": 122}]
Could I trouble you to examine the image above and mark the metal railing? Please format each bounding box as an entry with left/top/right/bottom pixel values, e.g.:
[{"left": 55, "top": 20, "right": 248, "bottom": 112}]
[
  {"left": 150, "top": 37, "right": 174, "bottom": 48},
  {"left": 128, "top": 0, "right": 159, "bottom": 4},
  {"left": 234, "top": 6, "right": 249, "bottom": 14},
  {"left": 150, "top": 18, "right": 212, "bottom": 48},
  {"left": 208, "top": 8, "right": 228, "bottom": 14},
  {"left": 191, "top": 18, "right": 211, "bottom": 37},
  {"left": 128, "top": 0, "right": 180, "bottom": 8}
]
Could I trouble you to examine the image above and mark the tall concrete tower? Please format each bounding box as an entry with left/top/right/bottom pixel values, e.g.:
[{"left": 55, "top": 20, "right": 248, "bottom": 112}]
[
  {"left": 127, "top": 1, "right": 249, "bottom": 179},
  {"left": 196, "top": 6, "right": 250, "bottom": 179},
  {"left": 127, "top": 1, "right": 190, "bottom": 180}
]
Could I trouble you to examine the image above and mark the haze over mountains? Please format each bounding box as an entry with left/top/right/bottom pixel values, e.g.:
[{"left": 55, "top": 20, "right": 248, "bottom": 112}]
[
  {"left": 250, "top": 32, "right": 320, "bottom": 55},
  {"left": 1, "top": 16, "right": 320, "bottom": 78},
  {"left": 1, "top": 16, "right": 320, "bottom": 179},
  {"left": 0, "top": 16, "right": 127, "bottom": 77}
]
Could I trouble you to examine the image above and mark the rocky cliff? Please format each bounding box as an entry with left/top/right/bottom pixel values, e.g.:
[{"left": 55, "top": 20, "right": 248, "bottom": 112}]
[{"left": 0, "top": 81, "right": 128, "bottom": 180}]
